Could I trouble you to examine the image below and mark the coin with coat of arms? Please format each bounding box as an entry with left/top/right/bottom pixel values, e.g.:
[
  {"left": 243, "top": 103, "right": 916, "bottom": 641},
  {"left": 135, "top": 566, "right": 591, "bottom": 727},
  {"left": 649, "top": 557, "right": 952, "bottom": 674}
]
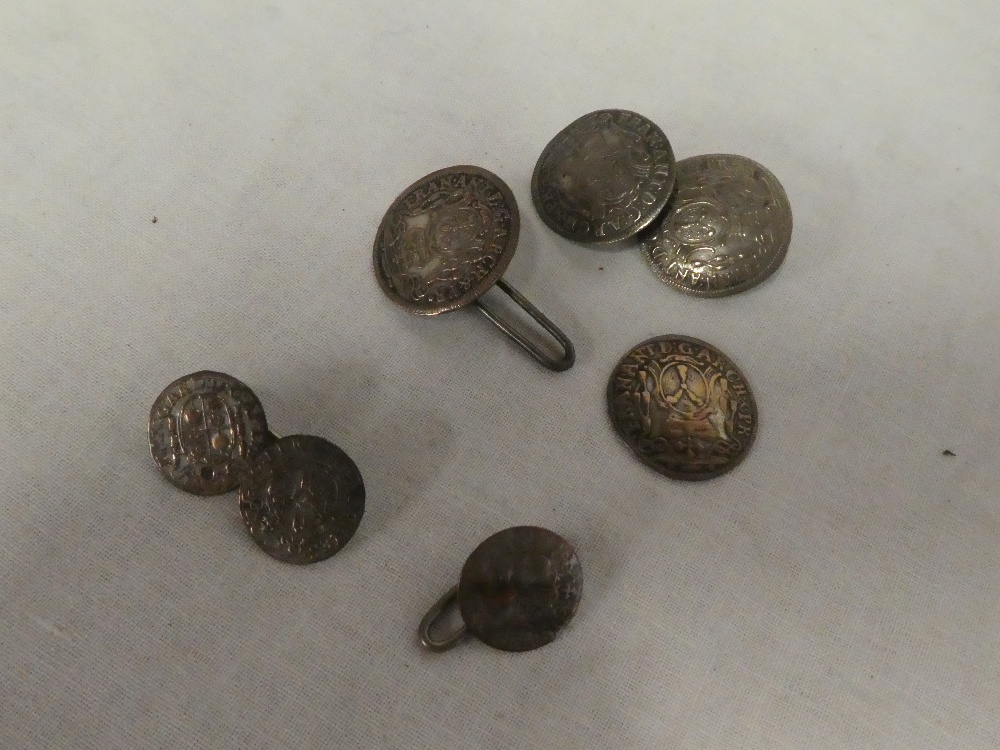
[
  {"left": 606, "top": 336, "right": 757, "bottom": 480},
  {"left": 148, "top": 371, "right": 269, "bottom": 495},
  {"left": 532, "top": 109, "right": 675, "bottom": 244},
  {"left": 373, "top": 165, "right": 520, "bottom": 315},
  {"left": 640, "top": 154, "right": 792, "bottom": 297},
  {"left": 238, "top": 435, "right": 365, "bottom": 565}
]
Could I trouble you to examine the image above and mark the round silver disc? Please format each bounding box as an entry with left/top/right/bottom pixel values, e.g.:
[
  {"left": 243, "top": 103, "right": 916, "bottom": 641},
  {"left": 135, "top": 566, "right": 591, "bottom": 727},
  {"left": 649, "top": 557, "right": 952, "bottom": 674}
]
[
  {"left": 640, "top": 154, "right": 792, "bottom": 297},
  {"left": 373, "top": 165, "right": 520, "bottom": 315},
  {"left": 148, "top": 371, "right": 269, "bottom": 496},
  {"left": 607, "top": 335, "right": 758, "bottom": 481},
  {"left": 532, "top": 109, "right": 675, "bottom": 244},
  {"left": 458, "top": 526, "right": 582, "bottom": 652},
  {"left": 239, "top": 435, "right": 365, "bottom": 565}
]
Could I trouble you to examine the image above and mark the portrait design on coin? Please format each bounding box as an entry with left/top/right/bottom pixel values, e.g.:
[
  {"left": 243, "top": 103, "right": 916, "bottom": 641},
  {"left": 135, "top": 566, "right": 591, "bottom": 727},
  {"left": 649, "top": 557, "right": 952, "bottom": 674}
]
[
  {"left": 148, "top": 371, "right": 269, "bottom": 495},
  {"left": 374, "top": 166, "right": 519, "bottom": 315},
  {"left": 607, "top": 336, "right": 757, "bottom": 480},
  {"left": 239, "top": 435, "right": 365, "bottom": 564},
  {"left": 458, "top": 526, "right": 582, "bottom": 652},
  {"left": 532, "top": 109, "right": 675, "bottom": 244},
  {"left": 640, "top": 154, "right": 792, "bottom": 297}
]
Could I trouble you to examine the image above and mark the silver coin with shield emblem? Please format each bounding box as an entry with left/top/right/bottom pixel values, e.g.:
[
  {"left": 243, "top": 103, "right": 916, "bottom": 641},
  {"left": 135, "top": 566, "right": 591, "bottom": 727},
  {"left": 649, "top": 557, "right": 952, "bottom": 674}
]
[
  {"left": 148, "top": 370, "right": 270, "bottom": 495},
  {"left": 374, "top": 165, "right": 574, "bottom": 371},
  {"left": 607, "top": 335, "right": 758, "bottom": 481}
]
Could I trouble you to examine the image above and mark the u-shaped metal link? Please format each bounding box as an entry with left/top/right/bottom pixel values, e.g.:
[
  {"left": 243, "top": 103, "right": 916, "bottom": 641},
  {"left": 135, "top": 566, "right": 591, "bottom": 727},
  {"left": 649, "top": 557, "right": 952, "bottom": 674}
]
[
  {"left": 474, "top": 278, "right": 576, "bottom": 372},
  {"left": 418, "top": 585, "right": 466, "bottom": 652}
]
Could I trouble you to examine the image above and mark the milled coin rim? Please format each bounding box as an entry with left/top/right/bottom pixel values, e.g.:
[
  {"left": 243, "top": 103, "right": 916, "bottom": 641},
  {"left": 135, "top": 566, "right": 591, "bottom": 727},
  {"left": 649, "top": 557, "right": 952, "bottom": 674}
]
[
  {"left": 639, "top": 154, "right": 793, "bottom": 298},
  {"left": 605, "top": 334, "right": 758, "bottom": 481},
  {"left": 531, "top": 109, "right": 676, "bottom": 246},
  {"left": 147, "top": 370, "right": 268, "bottom": 496},
  {"left": 372, "top": 165, "right": 521, "bottom": 316}
]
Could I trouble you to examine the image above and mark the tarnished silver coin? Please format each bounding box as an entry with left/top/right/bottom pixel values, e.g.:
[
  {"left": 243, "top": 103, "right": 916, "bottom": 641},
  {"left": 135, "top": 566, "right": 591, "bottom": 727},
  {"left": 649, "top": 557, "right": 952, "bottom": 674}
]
[
  {"left": 532, "top": 109, "right": 675, "bottom": 244},
  {"left": 373, "top": 165, "right": 520, "bottom": 315},
  {"left": 238, "top": 435, "right": 365, "bottom": 565},
  {"left": 640, "top": 154, "right": 792, "bottom": 297},
  {"left": 373, "top": 165, "right": 576, "bottom": 371},
  {"left": 148, "top": 371, "right": 269, "bottom": 495},
  {"left": 459, "top": 526, "right": 582, "bottom": 652},
  {"left": 419, "top": 526, "right": 582, "bottom": 653},
  {"left": 607, "top": 336, "right": 757, "bottom": 481}
]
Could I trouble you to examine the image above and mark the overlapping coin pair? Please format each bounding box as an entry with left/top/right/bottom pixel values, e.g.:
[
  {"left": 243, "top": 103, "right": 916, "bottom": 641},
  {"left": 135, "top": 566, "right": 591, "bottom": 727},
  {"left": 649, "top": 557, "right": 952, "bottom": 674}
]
[
  {"left": 148, "top": 371, "right": 365, "bottom": 565},
  {"left": 532, "top": 109, "right": 793, "bottom": 298}
]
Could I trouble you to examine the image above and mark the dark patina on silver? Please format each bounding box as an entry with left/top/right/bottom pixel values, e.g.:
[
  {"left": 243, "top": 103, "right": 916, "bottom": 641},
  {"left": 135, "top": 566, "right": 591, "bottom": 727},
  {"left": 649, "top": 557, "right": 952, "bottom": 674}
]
[
  {"left": 607, "top": 335, "right": 757, "bottom": 481},
  {"left": 374, "top": 165, "right": 574, "bottom": 371},
  {"left": 419, "top": 526, "right": 582, "bottom": 653},
  {"left": 238, "top": 435, "right": 365, "bottom": 565},
  {"left": 532, "top": 109, "right": 675, "bottom": 244},
  {"left": 640, "top": 154, "right": 792, "bottom": 297},
  {"left": 148, "top": 370, "right": 269, "bottom": 495}
]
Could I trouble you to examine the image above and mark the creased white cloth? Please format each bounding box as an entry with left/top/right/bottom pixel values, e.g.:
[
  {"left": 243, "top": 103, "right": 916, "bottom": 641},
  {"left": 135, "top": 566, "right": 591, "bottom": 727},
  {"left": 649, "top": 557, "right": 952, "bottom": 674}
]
[{"left": 2, "top": 1, "right": 1000, "bottom": 748}]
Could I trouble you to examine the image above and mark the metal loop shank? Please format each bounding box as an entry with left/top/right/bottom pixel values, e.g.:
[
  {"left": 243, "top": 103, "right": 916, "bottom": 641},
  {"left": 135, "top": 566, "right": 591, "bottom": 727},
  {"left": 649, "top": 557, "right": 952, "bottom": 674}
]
[
  {"left": 473, "top": 278, "right": 575, "bottom": 372},
  {"left": 418, "top": 585, "right": 466, "bottom": 652}
]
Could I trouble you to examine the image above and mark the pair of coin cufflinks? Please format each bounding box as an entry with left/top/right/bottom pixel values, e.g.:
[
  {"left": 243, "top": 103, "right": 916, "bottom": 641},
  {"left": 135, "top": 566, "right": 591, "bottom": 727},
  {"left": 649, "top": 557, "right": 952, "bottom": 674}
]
[
  {"left": 148, "top": 371, "right": 365, "bottom": 565},
  {"left": 148, "top": 372, "right": 581, "bottom": 654},
  {"left": 373, "top": 108, "right": 792, "bottom": 372}
]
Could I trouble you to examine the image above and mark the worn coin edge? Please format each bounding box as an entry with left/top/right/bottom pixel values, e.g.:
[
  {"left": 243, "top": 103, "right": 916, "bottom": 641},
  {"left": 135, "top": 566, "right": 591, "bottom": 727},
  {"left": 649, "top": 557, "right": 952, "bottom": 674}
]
[
  {"left": 458, "top": 525, "right": 582, "bottom": 652},
  {"left": 237, "top": 434, "right": 366, "bottom": 565}
]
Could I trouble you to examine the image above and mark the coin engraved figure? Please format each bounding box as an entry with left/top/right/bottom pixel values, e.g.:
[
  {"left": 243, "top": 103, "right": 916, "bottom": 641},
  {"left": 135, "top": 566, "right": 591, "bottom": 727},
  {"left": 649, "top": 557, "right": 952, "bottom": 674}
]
[
  {"left": 374, "top": 166, "right": 519, "bottom": 315},
  {"left": 239, "top": 435, "right": 365, "bottom": 564},
  {"left": 640, "top": 154, "right": 792, "bottom": 296},
  {"left": 458, "top": 526, "right": 582, "bottom": 652},
  {"left": 148, "top": 371, "right": 269, "bottom": 495},
  {"left": 607, "top": 336, "right": 757, "bottom": 480},
  {"left": 532, "top": 110, "right": 675, "bottom": 244}
]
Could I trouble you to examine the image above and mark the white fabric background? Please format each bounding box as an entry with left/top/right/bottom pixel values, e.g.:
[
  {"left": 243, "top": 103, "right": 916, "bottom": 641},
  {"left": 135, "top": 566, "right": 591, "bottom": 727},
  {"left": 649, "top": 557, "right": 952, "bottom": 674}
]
[{"left": 2, "top": 1, "right": 999, "bottom": 748}]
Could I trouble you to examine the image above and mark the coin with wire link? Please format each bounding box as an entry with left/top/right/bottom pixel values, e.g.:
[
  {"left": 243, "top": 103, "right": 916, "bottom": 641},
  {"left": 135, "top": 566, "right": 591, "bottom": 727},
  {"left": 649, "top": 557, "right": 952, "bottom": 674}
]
[
  {"left": 373, "top": 165, "right": 520, "bottom": 316},
  {"left": 418, "top": 526, "right": 582, "bottom": 653},
  {"left": 373, "top": 165, "right": 575, "bottom": 371}
]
